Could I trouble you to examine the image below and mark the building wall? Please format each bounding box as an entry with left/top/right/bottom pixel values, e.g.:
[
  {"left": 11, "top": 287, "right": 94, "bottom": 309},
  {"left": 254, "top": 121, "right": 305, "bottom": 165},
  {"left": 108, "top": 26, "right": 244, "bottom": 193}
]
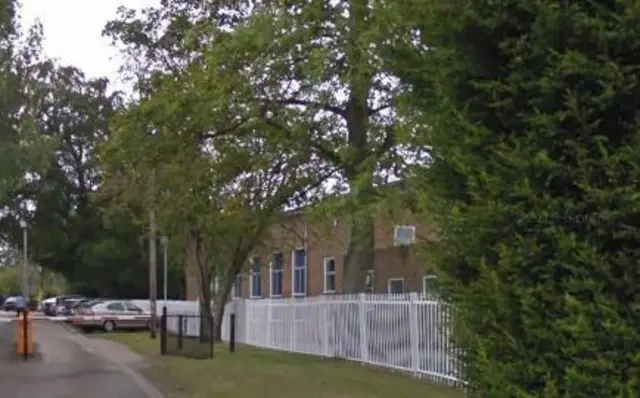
[
  {"left": 185, "top": 209, "right": 436, "bottom": 301},
  {"left": 232, "top": 210, "right": 434, "bottom": 298}
]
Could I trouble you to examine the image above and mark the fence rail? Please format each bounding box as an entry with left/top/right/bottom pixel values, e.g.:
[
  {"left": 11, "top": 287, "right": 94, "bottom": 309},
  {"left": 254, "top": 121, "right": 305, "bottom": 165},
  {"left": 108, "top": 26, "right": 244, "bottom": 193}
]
[
  {"left": 228, "top": 293, "right": 462, "bottom": 386},
  {"left": 156, "top": 293, "right": 463, "bottom": 387}
]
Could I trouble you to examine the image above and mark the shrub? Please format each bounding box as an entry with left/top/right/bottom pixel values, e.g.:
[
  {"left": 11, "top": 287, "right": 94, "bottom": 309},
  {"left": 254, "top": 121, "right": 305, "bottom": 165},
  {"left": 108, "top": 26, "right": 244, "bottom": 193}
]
[{"left": 393, "top": 1, "right": 640, "bottom": 396}]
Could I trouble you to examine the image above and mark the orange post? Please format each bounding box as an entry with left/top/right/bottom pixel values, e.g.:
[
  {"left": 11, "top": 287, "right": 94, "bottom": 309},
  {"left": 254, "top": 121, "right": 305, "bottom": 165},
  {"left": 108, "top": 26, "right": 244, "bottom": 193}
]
[{"left": 15, "top": 311, "right": 33, "bottom": 357}]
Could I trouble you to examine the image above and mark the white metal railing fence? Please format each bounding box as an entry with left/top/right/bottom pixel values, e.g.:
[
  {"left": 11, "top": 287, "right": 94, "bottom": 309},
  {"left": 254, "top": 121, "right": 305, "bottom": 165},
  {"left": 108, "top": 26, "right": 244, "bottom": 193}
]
[
  {"left": 149, "top": 293, "right": 460, "bottom": 386},
  {"left": 143, "top": 295, "right": 463, "bottom": 386}
]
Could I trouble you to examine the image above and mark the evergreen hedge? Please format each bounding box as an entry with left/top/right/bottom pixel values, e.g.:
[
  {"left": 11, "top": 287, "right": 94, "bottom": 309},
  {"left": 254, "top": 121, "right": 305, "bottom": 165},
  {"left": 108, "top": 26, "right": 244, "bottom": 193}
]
[{"left": 394, "top": 1, "right": 640, "bottom": 396}]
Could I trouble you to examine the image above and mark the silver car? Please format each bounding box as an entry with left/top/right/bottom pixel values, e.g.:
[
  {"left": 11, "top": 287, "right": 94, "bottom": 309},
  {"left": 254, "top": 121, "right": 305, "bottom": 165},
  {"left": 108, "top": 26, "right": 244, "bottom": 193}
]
[{"left": 73, "top": 300, "right": 151, "bottom": 332}]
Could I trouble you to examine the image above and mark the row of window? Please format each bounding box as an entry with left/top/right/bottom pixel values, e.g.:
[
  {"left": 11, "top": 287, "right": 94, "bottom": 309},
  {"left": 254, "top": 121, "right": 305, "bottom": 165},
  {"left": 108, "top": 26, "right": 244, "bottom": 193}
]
[{"left": 230, "top": 248, "right": 437, "bottom": 298}]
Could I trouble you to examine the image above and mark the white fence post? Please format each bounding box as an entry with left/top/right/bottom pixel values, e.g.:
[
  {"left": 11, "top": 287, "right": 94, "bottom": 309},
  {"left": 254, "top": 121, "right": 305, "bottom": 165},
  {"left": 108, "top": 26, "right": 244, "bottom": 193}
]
[
  {"left": 358, "top": 293, "right": 368, "bottom": 363},
  {"left": 321, "top": 296, "right": 330, "bottom": 357},
  {"left": 157, "top": 294, "right": 462, "bottom": 386},
  {"left": 409, "top": 292, "right": 420, "bottom": 374},
  {"left": 243, "top": 299, "right": 250, "bottom": 343},
  {"left": 266, "top": 299, "right": 272, "bottom": 347},
  {"left": 290, "top": 298, "right": 295, "bottom": 352}
]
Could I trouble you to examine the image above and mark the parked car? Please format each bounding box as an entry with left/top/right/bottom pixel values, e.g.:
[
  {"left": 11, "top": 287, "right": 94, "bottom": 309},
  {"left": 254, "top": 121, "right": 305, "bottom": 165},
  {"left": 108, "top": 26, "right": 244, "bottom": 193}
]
[
  {"left": 3, "top": 296, "right": 26, "bottom": 312},
  {"left": 57, "top": 297, "right": 87, "bottom": 316},
  {"left": 72, "top": 300, "right": 151, "bottom": 332},
  {"left": 41, "top": 297, "right": 58, "bottom": 315},
  {"left": 44, "top": 295, "right": 84, "bottom": 316}
]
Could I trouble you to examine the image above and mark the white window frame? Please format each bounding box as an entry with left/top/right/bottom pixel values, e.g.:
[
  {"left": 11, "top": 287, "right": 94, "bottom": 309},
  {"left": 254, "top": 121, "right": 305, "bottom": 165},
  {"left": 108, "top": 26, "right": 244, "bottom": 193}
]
[
  {"left": 269, "top": 252, "right": 283, "bottom": 298},
  {"left": 422, "top": 275, "right": 438, "bottom": 300},
  {"left": 291, "top": 247, "right": 307, "bottom": 297},
  {"left": 393, "top": 225, "right": 416, "bottom": 246},
  {"left": 249, "top": 256, "right": 261, "bottom": 299},
  {"left": 323, "top": 256, "right": 336, "bottom": 294},
  {"left": 387, "top": 277, "right": 405, "bottom": 295}
]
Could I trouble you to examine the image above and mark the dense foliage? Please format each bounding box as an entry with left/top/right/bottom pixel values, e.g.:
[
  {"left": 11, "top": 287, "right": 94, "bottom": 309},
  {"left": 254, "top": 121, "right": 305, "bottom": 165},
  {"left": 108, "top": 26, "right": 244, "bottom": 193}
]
[
  {"left": 0, "top": 2, "right": 181, "bottom": 298},
  {"left": 392, "top": 0, "right": 640, "bottom": 396}
]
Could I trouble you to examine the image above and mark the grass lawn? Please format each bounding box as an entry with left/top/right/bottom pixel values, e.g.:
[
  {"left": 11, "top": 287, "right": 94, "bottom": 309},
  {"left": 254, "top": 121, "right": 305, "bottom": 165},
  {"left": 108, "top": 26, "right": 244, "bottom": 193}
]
[{"left": 104, "top": 332, "right": 465, "bottom": 398}]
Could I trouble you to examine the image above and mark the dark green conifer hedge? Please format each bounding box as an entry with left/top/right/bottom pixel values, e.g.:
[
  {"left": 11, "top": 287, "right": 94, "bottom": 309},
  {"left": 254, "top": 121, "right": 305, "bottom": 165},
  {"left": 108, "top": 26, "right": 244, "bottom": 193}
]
[{"left": 394, "top": 1, "right": 640, "bottom": 396}]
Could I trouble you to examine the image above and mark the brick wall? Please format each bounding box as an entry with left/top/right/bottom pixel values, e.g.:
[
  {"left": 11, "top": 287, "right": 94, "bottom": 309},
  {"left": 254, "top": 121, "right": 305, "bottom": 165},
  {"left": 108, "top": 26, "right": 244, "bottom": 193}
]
[{"left": 210, "top": 210, "right": 436, "bottom": 299}]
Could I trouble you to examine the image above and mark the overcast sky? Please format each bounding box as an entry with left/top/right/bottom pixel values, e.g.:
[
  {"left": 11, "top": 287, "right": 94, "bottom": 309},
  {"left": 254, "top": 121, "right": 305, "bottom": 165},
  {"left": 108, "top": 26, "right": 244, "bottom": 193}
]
[{"left": 20, "top": 0, "right": 159, "bottom": 89}]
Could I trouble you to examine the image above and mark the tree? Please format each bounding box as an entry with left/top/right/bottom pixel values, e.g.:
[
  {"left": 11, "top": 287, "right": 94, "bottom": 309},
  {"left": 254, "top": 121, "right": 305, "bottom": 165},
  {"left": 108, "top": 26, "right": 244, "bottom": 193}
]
[
  {"left": 100, "top": 45, "right": 332, "bottom": 337},
  {"left": 191, "top": 0, "right": 426, "bottom": 293},
  {"left": 0, "top": 60, "right": 154, "bottom": 297},
  {"left": 101, "top": 0, "right": 335, "bottom": 336},
  {"left": 392, "top": 0, "right": 640, "bottom": 396},
  {"left": 0, "top": 1, "right": 55, "bottom": 207},
  {"left": 105, "top": 0, "right": 428, "bottom": 294}
]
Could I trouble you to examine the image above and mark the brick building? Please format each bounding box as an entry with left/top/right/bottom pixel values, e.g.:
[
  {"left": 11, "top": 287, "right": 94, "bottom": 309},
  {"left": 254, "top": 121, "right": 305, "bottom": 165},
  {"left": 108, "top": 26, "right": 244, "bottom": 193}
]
[{"left": 185, "top": 207, "right": 438, "bottom": 300}]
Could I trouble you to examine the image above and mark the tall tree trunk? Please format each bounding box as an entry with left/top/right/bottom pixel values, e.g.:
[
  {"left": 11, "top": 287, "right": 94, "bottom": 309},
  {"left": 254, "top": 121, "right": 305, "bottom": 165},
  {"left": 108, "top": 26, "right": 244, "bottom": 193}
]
[
  {"left": 190, "top": 229, "right": 214, "bottom": 341},
  {"left": 343, "top": 209, "right": 375, "bottom": 293},
  {"left": 340, "top": 0, "right": 376, "bottom": 294},
  {"left": 213, "top": 276, "right": 234, "bottom": 342}
]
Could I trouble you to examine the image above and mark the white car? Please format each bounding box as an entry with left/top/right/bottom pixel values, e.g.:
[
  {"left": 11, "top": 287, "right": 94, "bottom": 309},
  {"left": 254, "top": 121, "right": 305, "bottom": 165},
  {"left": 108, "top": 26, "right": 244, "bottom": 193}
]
[{"left": 72, "top": 300, "right": 151, "bottom": 332}]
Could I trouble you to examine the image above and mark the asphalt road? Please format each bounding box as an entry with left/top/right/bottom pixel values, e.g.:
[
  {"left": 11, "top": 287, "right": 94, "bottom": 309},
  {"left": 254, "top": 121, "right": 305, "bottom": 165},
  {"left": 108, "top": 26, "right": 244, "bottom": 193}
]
[{"left": 0, "top": 320, "right": 163, "bottom": 398}]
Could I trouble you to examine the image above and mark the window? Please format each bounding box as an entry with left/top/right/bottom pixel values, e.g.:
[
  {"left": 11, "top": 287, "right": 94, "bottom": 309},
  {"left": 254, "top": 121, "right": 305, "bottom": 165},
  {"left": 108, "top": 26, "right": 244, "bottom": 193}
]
[
  {"left": 323, "top": 257, "right": 336, "bottom": 293},
  {"left": 107, "top": 302, "right": 125, "bottom": 312},
  {"left": 124, "top": 302, "right": 142, "bottom": 312},
  {"left": 250, "top": 256, "right": 262, "bottom": 298},
  {"left": 292, "top": 248, "right": 307, "bottom": 296},
  {"left": 233, "top": 273, "right": 242, "bottom": 298},
  {"left": 270, "top": 252, "right": 283, "bottom": 297},
  {"left": 423, "top": 275, "right": 439, "bottom": 300},
  {"left": 365, "top": 269, "right": 375, "bottom": 293},
  {"left": 393, "top": 225, "right": 416, "bottom": 246},
  {"left": 388, "top": 278, "right": 405, "bottom": 295}
]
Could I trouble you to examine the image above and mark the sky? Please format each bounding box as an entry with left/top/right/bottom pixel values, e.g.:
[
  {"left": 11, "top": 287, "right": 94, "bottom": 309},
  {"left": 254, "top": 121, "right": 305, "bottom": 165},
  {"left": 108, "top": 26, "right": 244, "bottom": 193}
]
[{"left": 19, "top": 0, "right": 160, "bottom": 89}]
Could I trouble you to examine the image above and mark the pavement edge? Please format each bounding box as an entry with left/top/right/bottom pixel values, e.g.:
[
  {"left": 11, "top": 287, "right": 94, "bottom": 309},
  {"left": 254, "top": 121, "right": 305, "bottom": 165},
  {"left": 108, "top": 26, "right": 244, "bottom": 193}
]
[{"left": 66, "top": 327, "right": 165, "bottom": 398}]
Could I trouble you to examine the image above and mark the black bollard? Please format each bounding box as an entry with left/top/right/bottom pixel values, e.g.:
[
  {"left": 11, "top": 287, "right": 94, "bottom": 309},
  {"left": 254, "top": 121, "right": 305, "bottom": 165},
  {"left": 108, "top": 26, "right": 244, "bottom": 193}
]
[{"left": 229, "top": 313, "right": 236, "bottom": 353}]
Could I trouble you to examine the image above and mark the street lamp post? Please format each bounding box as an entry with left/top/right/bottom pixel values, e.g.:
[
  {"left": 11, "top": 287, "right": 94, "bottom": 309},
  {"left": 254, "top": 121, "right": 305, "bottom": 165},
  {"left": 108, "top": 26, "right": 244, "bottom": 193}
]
[
  {"left": 159, "top": 236, "right": 169, "bottom": 305},
  {"left": 19, "top": 220, "right": 28, "bottom": 299}
]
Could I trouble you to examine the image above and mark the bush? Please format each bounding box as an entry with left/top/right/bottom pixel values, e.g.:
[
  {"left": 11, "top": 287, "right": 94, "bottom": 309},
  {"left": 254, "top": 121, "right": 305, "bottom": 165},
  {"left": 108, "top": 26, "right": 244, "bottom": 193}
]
[{"left": 394, "top": 0, "right": 640, "bottom": 396}]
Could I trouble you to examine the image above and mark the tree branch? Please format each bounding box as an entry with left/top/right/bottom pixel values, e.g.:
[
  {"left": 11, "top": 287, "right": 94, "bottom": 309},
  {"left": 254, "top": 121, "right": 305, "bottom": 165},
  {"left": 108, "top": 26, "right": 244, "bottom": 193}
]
[
  {"left": 369, "top": 103, "right": 392, "bottom": 116},
  {"left": 278, "top": 97, "right": 346, "bottom": 118},
  {"left": 258, "top": 105, "right": 350, "bottom": 174}
]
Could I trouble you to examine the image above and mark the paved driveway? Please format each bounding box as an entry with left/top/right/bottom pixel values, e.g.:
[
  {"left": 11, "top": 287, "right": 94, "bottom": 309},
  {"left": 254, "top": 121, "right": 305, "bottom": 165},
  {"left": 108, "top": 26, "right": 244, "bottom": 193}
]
[{"left": 0, "top": 320, "right": 163, "bottom": 398}]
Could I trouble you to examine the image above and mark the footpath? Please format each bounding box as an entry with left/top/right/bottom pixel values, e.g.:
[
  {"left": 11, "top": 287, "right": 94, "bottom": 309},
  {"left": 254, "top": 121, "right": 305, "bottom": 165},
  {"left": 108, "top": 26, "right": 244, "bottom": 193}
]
[{"left": 0, "top": 319, "right": 164, "bottom": 398}]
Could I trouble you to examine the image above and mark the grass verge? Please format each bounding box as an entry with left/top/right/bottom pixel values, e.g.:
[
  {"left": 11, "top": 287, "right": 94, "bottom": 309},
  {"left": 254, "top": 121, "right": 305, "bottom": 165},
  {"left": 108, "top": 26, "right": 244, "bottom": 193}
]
[{"left": 103, "top": 332, "right": 466, "bottom": 398}]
